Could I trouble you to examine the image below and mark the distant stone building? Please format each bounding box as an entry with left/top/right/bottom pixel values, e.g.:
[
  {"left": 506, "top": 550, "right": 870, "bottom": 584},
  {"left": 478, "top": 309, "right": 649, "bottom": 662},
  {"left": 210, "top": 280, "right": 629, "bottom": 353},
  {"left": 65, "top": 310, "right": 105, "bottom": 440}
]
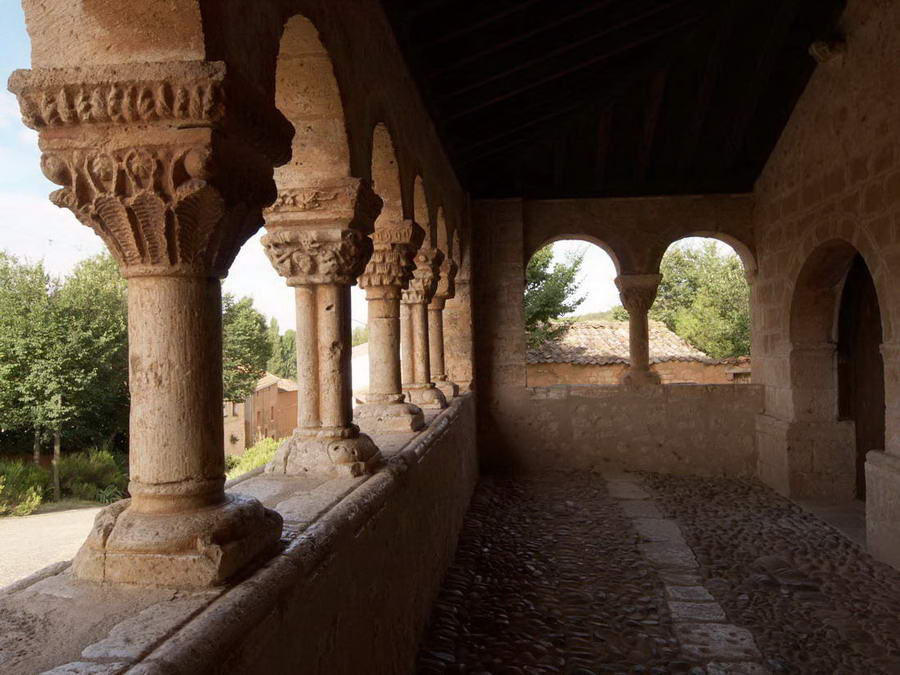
[
  {"left": 223, "top": 373, "right": 299, "bottom": 454},
  {"left": 526, "top": 320, "right": 751, "bottom": 386}
]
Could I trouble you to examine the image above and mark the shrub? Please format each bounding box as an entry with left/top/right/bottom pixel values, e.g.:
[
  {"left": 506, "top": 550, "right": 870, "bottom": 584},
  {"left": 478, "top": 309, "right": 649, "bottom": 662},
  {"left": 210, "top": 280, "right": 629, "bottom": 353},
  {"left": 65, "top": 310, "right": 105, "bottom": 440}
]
[
  {"left": 0, "top": 460, "right": 49, "bottom": 516},
  {"left": 58, "top": 447, "right": 128, "bottom": 504},
  {"left": 226, "top": 437, "right": 281, "bottom": 480}
]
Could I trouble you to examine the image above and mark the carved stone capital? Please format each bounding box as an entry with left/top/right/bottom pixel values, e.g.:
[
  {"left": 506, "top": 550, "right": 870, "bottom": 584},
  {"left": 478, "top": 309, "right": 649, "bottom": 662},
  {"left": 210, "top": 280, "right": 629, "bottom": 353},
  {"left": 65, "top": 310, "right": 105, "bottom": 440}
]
[
  {"left": 434, "top": 255, "right": 458, "bottom": 301},
  {"left": 262, "top": 178, "right": 380, "bottom": 286},
  {"left": 402, "top": 247, "right": 443, "bottom": 305},
  {"left": 38, "top": 144, "right": 269, "bottom": 278},
  {"left": 8, "top": 61, "right": 294, "bottom": 278},
  {"left": 261, "top": 228, "right": 372, "bottom": 286},
  {"left": 8, "top": 61, "right": 293, "bottom": 165},
  {"left": 264, "top": 177, "right": 382, "bottom": 231},
  {"left": 359, "top": 219, "right": 425, "bottom": 290},
  {"left": 615, "top": 274, "right": 662, "bottom": 315}
]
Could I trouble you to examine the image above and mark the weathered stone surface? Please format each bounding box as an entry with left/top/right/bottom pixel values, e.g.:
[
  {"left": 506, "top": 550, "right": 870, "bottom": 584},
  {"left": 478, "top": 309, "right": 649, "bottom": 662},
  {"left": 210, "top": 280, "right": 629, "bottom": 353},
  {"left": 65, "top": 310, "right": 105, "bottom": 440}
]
[{"left": 675, "top": 623, "right": 761, "bottom": 661}]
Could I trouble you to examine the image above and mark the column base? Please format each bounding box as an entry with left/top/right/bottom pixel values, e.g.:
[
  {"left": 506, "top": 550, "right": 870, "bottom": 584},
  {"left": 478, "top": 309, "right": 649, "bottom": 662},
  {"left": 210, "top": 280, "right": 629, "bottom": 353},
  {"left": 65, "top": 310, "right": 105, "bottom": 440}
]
[
  {"left": 356, "top": 399, "right": 425, "bottom": 432},
  {"left": 866, "top": 451, "right": 900, "bottom": 569},
  {"left": 72, "top": 494, "right": 283, "bottom": 588},
  {"left": 405, "top": 383, "right": 448, "bottom": 409},
  {"left": 619, "top": 368, "right": 660, "bottom": 386},
  {"left": 433, "top": 377, "right": 459, "bottom": 400},
  {"left": 266, "top": 427, "right": 382, "bottom": 477}
]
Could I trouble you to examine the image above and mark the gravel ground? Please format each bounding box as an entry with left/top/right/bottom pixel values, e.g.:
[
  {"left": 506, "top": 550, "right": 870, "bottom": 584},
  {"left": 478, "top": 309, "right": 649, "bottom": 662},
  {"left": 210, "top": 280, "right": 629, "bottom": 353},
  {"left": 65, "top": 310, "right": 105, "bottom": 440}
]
[
  {"left": 641, "top": 473, "right": 900, "bottom": 674},
  {"left": 0, "top": 506, "right": 100, "bottom": 589},
  {"left": 416, "top": 473, "right": 686, "bottom": 674}
]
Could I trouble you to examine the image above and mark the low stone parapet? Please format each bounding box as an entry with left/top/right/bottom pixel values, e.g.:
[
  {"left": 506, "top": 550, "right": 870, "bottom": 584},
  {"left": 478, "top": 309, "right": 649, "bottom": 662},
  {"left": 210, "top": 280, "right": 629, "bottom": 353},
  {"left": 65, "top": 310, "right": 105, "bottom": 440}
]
[{"left": 0, "top": 395, "right": 478, "bottom": 675}]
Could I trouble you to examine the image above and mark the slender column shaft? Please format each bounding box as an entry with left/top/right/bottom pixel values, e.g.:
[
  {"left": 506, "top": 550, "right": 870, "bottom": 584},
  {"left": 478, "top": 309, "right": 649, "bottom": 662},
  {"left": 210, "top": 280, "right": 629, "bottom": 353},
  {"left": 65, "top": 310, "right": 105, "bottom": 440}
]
[
  {"left": 295, "top": 286, "right": 319, "bottom": 429},
  {"left": 317, "top": 284, "right": 353, "bottom": 429},
  {"left": 367, "top": 288, "right": 403, "bottom": 401},
  {"left": 127, "top": 276, "right": 224, "bottom": 514},
  {"left": 428, "top": 304, "right": 446, "bottom": 380},
  {"left": 629, "top": 308, "right": 651, "bottom": 373},
  {"left": 412, "top": 302, "right": 431, "bottom": 383},
  {"left": 400, "top": 302, "right": 414, "bottom": 385}
]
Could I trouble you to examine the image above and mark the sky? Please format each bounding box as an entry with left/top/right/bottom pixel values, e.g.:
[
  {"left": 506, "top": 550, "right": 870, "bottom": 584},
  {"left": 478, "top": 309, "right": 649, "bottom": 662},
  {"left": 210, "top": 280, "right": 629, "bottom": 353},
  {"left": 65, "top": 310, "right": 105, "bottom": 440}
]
[{"left": 0, "top": 5, "right": 727, "bottom": 327}]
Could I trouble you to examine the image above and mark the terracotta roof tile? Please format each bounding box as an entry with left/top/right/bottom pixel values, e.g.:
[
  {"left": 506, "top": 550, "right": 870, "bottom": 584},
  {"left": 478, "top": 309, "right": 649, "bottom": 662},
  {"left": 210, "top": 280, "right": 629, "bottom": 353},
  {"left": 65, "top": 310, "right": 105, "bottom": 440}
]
[{"left": 526, "top": 320, "right": 713, "bottom": 365}]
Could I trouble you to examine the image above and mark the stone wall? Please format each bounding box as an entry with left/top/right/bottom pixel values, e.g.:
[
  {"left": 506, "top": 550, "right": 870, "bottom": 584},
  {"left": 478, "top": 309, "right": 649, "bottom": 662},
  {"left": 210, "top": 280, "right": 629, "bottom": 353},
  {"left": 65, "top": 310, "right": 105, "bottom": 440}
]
[
  {"left": 486, "top": 384, "right": 762, "bottom": 475},
  {"left": 748, "top": 0, "right": 900, "bottom": 562},
  {"left": 473, "top": 198, "right": 762, "bottom": 475},
  {"left": 526, "top": 361, "right": 748, "bottom": 387}
]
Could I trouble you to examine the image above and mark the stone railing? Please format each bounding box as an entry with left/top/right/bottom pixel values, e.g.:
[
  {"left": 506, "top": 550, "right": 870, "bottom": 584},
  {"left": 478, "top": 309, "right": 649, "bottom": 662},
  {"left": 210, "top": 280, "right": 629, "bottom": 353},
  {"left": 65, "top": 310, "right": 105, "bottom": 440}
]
[{"left": 0, "top": 395, "right": 477, "bottom": 675}]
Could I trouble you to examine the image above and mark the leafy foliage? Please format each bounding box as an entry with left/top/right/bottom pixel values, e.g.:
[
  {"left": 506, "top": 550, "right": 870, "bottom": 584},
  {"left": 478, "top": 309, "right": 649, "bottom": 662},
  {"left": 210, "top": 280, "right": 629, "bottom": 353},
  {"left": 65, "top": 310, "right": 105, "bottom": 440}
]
[
  {"left": 0, "top": 252, "right": 128, "bottom": 449},
  {"left": 574, "top": 307, "right": 629, "bottom": 322},
  {"left": 225, "top": 437, "right": 281, "bottom": 480},
  {"left": 524, "top": 246, "right": 586, "bottom": 347},
  {"left": 351, "top": 325, "right": 369, "bottom": 347},
  {"left": 650, "top": 241, "right": 750, "bottom": 358},
  {"left": 58, "top": 447, "right": 128, "bottom": 504},
  {"left": 223, "top": 294, "right": 272, "bottom": 401},
  {"left": 0, "top": 460, "right": 48, "bottom": 516},
  {"left": 266, "top": 318, "right": 297, "bottom": 380}
]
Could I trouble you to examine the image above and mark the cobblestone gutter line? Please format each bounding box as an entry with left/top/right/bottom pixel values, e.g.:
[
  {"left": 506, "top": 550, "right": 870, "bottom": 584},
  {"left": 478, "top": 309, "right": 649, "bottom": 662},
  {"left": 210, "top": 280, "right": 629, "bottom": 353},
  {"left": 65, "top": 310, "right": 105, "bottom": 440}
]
[{"left": 605, "top": 474, "right": 769, "bottom": 675}]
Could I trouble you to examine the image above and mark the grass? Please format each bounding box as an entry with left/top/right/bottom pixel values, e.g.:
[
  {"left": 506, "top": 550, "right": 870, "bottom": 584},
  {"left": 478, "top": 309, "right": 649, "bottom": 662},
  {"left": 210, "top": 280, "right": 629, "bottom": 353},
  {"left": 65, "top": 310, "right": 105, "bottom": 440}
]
[{"left": 225, "top": 437, "right": 282, "bottom": 480}]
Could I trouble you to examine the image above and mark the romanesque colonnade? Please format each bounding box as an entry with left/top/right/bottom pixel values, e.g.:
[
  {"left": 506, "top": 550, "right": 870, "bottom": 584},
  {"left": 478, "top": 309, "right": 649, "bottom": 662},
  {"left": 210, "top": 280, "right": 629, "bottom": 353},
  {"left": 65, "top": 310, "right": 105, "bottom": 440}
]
[{"left": 8, "top": 6, "right": 466, "bottom": 589}]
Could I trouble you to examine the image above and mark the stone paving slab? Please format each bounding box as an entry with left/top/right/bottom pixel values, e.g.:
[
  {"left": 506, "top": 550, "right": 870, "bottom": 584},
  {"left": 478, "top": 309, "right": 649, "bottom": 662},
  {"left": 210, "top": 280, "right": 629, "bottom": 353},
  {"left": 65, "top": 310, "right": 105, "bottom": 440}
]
[
  {"left": 605, "top": 480, "right": 652, "bottom": 500},
  {"left": 667, "top": 585, "right": 715, "bottom": 602},
  {"left": 620, "top": 500, "right": 664, "bottom": 519},
  {"left": 632, "top": 517, "right": 684, "bottom": 542},
  {"left": 639, "top": 540, "right": 699, "bottom": 569},
  {"left": 668, "top": 600, "right": 727, "bottom": 622},
  {"left": 675, "top": 623, "right": 761, "bottom": 661}
]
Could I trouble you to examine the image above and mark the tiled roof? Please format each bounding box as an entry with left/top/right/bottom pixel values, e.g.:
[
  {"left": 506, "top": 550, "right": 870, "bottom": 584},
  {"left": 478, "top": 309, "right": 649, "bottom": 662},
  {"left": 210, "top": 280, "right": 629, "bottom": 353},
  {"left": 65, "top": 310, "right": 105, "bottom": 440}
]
[
  {"left": 255, "top": 372, "right": 299, "bottom": 392},
  {"left": 526, "top": 320, "right": 714, "bottom": 365}
]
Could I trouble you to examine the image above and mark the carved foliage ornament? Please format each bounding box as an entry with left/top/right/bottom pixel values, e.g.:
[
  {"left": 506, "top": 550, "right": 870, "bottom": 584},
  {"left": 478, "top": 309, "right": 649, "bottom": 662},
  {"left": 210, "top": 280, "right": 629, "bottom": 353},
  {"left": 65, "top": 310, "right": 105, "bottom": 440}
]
[
  {"left": 265, "top": 179, "right": 382, "bottom": 231},
  {"left": 261, "top": 229, "right": 373, "bottom": 286},
  {"left": 434, "top": 256, "right": 458, "bottom": 301},
  {"left": 360, "top": 219, "right": 424, "bottom": 290},
  {"left": 41, "top": 146, "right": 256, "bottom": 277},
  {"left": 14, "top": 78, "right": 222, "bottom": 130},
  {"left": 402, "top": 247, "right": 443, "bottom": 305},
  {"left": 615, "top": 274, "right": 662, "bottom": 315}
]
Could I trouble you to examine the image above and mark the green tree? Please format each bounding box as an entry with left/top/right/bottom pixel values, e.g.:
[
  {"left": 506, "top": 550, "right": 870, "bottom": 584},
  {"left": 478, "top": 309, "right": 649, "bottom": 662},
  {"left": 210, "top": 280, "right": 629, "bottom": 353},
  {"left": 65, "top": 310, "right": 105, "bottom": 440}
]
[
  {"left": 351, "top": 324, "right": 368, "bottom": 347},
  {"left": 222, "top": 294, "right": 272, "bottom": 401},
  {"left": 524, "top": 245, "right": 586, "bottom": 346},
  {"left": 0, "top": 252, "right": 129, "bottom": 495},
  {"left": 266, "top": 318, "right": 296, "bottom": 380},
  {"left": 650, "top": 241, "right": 750, "bottom": 358}
]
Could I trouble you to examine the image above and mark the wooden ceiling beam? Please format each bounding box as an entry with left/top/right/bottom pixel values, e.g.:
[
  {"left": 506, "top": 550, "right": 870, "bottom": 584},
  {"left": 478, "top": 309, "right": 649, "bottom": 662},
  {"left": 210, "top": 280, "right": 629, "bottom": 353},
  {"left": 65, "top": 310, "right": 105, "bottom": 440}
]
[
  {"left": 440, "top": 0, "right": 692, "bottom": 101},
  {"left": 445, "top": 13, "right": 703, "bottom": 122}
]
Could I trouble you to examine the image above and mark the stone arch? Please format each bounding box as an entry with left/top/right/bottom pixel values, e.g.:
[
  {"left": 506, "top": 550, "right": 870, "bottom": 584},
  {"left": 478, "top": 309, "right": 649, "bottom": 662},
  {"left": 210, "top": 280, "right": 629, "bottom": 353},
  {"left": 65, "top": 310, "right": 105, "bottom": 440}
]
[
  {"left": 786, "top": 238, "right": 887, "bottom": 500},
  {"left": 653, "top": 231, "right": 757, "bottom": 280},
  {"left": 530, "top": 234, "right": 622, "bottom": 276},
  {"left": 413, "top": 175, "right": 431, "bottom": 239},
  {"left": 275, "top": 14, "right": 351, "bottom": 183},
  {"left": 436, "top": 207, "right": 450, "bottom": 256},
  {"left": 371, "top": 123, "right": 404, "bottom": 223}
]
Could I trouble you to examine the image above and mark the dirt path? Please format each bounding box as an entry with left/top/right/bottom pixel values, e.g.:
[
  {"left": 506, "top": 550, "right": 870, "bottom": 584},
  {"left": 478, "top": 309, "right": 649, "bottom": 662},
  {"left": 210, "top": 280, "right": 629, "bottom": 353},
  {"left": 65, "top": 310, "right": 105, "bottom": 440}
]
[{"left": 0, "top": 506, "right": 101, "bottom": 589}]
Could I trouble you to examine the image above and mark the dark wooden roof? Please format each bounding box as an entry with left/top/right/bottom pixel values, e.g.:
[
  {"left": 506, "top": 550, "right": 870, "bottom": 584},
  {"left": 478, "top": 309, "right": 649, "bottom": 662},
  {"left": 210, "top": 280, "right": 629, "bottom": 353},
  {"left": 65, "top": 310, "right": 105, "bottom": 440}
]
[{"left": 381, "top": 0, "right": 846, "bottom": 199}]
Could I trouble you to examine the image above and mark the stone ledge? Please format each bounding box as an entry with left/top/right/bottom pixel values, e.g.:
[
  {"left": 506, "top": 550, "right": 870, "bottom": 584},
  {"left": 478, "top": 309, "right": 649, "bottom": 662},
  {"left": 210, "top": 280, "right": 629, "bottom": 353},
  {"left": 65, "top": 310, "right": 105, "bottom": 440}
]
[{"left": 0, "top": 395, "right": 477, "bottom": 675}]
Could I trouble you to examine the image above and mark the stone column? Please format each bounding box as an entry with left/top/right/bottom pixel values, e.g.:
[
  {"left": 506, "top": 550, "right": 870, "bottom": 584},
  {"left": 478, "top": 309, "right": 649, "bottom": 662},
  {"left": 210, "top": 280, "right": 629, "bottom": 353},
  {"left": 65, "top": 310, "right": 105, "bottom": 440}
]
[
  {"left": 402, "top": 248, "right": 448, "bottom": 409},
  {"left": 9, "top": 62, "right": 291, "bottom": 587},
  {"left": 355, "top": 219, "right": 426, "bottom": 432},
  {"left": 615, "top": 274, "right": 662, "bottom": 386},
  {"left": 261, "top": 178, "right": 382, "bottom": 476},
  {"left": 429, "top": 255, "right": 460, "bottom": 399}
]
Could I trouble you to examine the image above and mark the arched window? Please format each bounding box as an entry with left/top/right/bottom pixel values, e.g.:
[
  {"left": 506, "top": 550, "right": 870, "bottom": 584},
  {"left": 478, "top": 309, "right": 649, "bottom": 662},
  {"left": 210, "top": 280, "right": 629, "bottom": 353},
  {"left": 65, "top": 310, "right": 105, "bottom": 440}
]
[
  {"left": 647, "top": 236, "right": 752, "bottom": 384},
  {"left": 524, "top": 239, "right": 622, "bottom": 386}
]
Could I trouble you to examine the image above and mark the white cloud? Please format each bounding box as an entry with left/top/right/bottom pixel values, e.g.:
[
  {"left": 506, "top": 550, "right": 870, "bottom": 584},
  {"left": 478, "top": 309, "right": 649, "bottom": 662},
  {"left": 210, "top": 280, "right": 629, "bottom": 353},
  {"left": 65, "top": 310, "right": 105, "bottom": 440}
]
[
  {"left": 0, "top": 192, "right": 105, "bottom": 277},
  {"left": 222, "top": 231, "right": 370, "bottom": 332},
  {"left": 551, "top": 240, "right": 619, "bottom": 314}
]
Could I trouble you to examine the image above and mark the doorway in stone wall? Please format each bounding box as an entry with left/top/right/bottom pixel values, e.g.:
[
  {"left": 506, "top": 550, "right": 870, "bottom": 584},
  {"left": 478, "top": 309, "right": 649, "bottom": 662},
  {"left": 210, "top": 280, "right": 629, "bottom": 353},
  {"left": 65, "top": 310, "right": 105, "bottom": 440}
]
[{"left": 837, "top": 253, "right": 885, "bottom": 500}]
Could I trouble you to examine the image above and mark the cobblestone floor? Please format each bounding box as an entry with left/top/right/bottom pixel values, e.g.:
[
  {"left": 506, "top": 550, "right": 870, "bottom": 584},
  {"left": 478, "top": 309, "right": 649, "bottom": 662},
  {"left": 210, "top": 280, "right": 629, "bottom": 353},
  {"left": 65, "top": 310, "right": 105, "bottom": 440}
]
[{"left": 416, "top": 472, "right": 900, "bottom": 674}]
